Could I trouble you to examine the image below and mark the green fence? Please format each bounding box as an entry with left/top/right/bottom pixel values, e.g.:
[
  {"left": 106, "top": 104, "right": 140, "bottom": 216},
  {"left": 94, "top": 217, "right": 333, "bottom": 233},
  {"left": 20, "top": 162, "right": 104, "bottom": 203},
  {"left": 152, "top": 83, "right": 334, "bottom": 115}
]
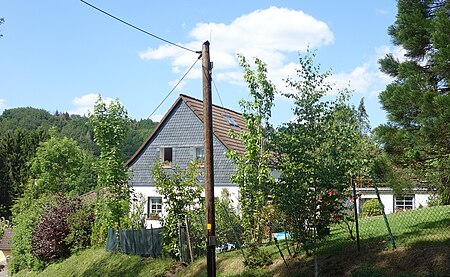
[{"left": 106, "top": 227, "right": 164, "bottom": 257}]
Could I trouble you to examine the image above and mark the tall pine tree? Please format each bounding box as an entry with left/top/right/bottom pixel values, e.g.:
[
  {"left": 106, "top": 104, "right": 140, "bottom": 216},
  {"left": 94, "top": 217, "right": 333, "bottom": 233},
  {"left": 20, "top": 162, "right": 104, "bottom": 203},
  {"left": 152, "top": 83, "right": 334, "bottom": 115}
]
[{"left": 376, "top": 0, "right": 450, "bottom": 203}]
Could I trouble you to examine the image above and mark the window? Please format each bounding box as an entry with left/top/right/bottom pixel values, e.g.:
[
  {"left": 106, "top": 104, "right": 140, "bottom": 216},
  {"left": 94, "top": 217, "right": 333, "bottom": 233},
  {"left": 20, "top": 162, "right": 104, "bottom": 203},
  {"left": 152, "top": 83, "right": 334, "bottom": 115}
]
[
  {"left": 195, "top": 147, "right": 204, "bottom": 162},
  {"left": 223, "top": 114, "right": 239, "bottom": 127},
  {"left": 148, "top": 197, "right": 162, "bottom": 218},
  {"left": 160, "top": 147, "right": 173, "bottom": 166},
  {"left": 395, "top": 195, "right": 414, "bottom": 211}
]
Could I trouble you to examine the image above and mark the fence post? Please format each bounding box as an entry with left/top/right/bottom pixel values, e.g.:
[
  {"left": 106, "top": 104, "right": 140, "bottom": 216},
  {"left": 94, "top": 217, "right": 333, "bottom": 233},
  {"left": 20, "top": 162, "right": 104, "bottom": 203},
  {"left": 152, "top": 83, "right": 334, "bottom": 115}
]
[
  {"left": 151, "top": 224, "right": 156, "bottom": 258},
  {"left": 178, "top": 218, "right": 183, "bottom": 263},
  {"left": 371, "top": 173, "right": 396, "bottom": 249},
  {"left": 185, "top": 215, "right": 194, "bottom": 263},
  {"left": 352, "top": 175, "right": 361, "bottom": 252}
]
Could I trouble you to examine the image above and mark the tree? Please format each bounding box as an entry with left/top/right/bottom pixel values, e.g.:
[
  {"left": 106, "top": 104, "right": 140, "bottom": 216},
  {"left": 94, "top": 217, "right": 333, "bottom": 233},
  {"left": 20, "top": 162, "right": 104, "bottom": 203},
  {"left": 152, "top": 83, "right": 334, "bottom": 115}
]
[
  {"left": 152, "top": 160, "right": 203, "bottom": 258},
  {"left": 228, "top": 56, "right": 276, "bottom": 243},
  {"left": 376, "top": 0, "right": 450, "bottom": 203},
  {"left": 89, "top": 96, "right": 131, "bottom": 243},
  {"left": 0, "top": 129, "right": 47, "bottom": 218},
  {"left": 272, "top": 51, "right": 367, "bottom": 255},
  {"left": 29, "top": 129, "right": 97, "bottom": 197}
]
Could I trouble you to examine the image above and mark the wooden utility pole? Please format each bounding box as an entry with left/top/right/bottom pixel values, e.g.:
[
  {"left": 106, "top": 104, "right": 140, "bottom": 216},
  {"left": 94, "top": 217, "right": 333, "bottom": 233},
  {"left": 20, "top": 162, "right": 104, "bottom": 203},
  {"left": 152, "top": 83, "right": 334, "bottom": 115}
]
[{"left": 202, "top": 40, "right": 216, "bottom": 277}]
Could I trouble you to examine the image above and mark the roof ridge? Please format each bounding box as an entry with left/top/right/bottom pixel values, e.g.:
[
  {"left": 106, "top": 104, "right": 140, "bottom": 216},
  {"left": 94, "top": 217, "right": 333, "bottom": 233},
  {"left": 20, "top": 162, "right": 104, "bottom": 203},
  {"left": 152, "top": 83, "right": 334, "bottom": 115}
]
[{"left": 180, "top": 94, "right": 243, "bottom": 116}]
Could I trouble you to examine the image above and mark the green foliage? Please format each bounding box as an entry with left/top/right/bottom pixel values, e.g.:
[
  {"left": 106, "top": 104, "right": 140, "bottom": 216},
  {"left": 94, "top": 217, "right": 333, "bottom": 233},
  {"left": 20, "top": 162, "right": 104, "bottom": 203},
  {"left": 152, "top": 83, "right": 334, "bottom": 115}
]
[
  {"left": 0, "top": 216, "right": 10, "bottom": 239},
  {"left": 0, "top": 105, "right": 155, "bottom": 219},
  {"left": 243, "top": 244, "right": 272, "bottom": 269},
  {"left": 272, "top": 50, "right": 369, "bottom": 254},
  {"left": 10, "top": 194, "right": 56, "bottom": 273},
  {"left": 126, "top": 192, "right": 147, "bottom": 230},
  {"left": 65, "top": 201, "right": 95, "bottom": 254},
  {"left": 152, "top": 160, "right": 203, "bottom": 258},
  {"left": 227, "top": 55, "right": 276, "bottom": 249},
  {"left": 377, "top": 0, "right": 450, "bottom": 204},
  {"left": 362, "top": 199, "right": 382, "bottom": 217},
  {"left": 89, "top": 96, "right": 131, "bottom": 239},
  {"left": 0, "top": 128, "right": 47, "bottom": 218},
  {"left": 29, "top": 129, "right": 97, "bottom": 197},
  {"left": 90, "top": 192, "right": 111, "bottom": 246},
  {"left": 215, "top": 189, "right": 243, "bottom": 246},
  {"left": 31, "top": 195, "right": 81, "bottom": 262},
  {"left": 123, "top": 119, "right": 157, "bottom": 160}
]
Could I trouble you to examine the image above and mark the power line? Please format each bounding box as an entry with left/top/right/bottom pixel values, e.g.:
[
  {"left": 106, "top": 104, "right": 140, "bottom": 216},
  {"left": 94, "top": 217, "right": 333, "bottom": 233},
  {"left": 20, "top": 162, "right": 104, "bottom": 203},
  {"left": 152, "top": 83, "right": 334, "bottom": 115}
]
[
  {"left": 148, "top": 54, "right": 202, "bottom": 120},
  {"left": 212, "top": 78, "right": 224, "bottom": 108},
  {"left": 80, "top": 0, "right": 200, "bottom": 54}
]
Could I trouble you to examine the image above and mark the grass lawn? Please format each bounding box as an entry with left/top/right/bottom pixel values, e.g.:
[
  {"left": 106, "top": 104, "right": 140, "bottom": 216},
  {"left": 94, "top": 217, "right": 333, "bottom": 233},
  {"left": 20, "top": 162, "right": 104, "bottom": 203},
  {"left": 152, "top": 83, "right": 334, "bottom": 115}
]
[
  {"left": 13, "top": 248, "right": 175, "bottom": 277},
  {"left": 320, "top": 204, "right": 450, "bottom": 253}
]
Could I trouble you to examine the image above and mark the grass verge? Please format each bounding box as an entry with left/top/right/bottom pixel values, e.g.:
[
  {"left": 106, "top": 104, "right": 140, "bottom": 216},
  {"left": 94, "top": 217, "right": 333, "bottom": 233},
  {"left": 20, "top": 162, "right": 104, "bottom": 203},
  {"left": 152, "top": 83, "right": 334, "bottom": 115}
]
[{"left": 13, "top": 248, "right": 175, "bottom": 277}]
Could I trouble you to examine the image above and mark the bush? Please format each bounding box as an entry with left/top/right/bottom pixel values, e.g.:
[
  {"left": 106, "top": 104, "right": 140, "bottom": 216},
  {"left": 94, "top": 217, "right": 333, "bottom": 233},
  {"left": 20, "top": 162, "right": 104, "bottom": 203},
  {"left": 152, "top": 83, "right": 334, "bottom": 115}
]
[
  {"left": 244, "top": 244, "right": 272, "bottom": 268},
  {"left": 65, "top": 202, "right": 95, "bottom": 254},
  {"left": 31, "top": 196, "right": 81, "bottom": 262},
  {"left": 10, "top": 194, "right": 56, "bottom": 273},
  {"left": 362, "top": 199, "right": 382, "bottom": 217}
]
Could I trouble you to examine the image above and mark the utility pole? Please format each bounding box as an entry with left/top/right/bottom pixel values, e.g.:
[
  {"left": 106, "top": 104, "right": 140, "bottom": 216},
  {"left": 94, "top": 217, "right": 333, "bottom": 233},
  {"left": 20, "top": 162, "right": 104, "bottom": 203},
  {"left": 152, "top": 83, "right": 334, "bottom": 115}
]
[{"left": 202, "top": 40, "right": 216, "bottom": 277}]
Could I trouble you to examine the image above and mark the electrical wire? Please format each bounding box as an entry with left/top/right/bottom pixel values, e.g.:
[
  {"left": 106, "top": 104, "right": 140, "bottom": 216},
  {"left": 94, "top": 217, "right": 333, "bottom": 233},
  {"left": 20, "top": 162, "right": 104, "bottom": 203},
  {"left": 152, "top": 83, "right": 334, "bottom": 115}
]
[
  {"left": 212, "top": 78, "right": 224, "bottom": 108},
  {"left": 80, "top": 0, "right": 200, "bottom": 54},
  {"left": 148, "top": 54, "right": 202, "bottom": 120}
]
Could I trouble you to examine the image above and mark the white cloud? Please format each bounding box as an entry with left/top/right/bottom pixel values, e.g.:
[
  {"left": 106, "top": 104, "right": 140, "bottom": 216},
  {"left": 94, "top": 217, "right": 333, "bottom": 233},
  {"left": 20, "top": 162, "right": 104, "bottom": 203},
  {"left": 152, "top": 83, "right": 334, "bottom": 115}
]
[
  {"left": 69, "top": 93, "right": 115, "bottom": 116},
  {"left": 139, "top": 6, "right": 334, "bottom": 88},
  {"left": 149, "top": 114, "right": 163, "bottom": 122},
  {"left": 0, "top": 99, "right": 7, "bottom": 113},
  {"left": 328, "top": 45, "right": 407, "bottom": 96}
]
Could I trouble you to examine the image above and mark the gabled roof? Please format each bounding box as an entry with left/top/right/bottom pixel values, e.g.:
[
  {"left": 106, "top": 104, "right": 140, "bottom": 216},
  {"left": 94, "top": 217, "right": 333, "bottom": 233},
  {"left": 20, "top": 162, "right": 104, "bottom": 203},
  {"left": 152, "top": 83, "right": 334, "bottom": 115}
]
[
  {"left": 0, "top": 229, "right": 12, "bottom": 251},
  {"left": 125, "top": 94, "right": 246, "bottom": 167}
]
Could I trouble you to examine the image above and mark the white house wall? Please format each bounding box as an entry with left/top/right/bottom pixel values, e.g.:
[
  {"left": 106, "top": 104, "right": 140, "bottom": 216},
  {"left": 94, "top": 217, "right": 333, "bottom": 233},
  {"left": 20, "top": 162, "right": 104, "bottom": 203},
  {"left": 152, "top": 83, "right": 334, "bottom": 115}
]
[
  {"left": 357, "top": 187, "right": 430, "bottom": 215},
  {"left": 134, "top": 185, "right": 240, "bottom": 229}
]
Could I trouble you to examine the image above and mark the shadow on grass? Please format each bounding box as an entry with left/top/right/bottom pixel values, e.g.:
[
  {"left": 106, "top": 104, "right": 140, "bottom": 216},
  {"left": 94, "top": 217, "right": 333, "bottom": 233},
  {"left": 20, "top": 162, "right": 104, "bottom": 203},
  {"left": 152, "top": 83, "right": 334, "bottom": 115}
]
[{"left": 268, "top": 244, "right": 450, "bottom": 277}]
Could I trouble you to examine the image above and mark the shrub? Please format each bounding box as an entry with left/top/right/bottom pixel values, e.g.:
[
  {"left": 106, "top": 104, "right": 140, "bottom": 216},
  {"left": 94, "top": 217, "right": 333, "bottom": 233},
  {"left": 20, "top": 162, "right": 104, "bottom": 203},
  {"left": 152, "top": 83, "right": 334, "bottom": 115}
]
[
  {"left": 10, "top": 194, "right": 56, "bottom": 273},
  {"left": 31, "top": 195, "right": 81, "bottom": 262},
  {"left": 244, "top": 244, "right": 272, "bottom": 268},
  {"left": 362, "top": 199, "right": 382, "bottom": 217},
  {"left": 65, "top": 202, "right": 95, "bottom": 253}
]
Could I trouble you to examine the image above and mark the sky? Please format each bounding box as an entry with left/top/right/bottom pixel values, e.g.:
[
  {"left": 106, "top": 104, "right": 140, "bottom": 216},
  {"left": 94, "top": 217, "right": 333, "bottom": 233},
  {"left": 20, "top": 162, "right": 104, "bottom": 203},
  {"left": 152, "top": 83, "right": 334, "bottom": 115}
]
[{"left": 0, "top": 1, "right": 404, "bottom": 128}]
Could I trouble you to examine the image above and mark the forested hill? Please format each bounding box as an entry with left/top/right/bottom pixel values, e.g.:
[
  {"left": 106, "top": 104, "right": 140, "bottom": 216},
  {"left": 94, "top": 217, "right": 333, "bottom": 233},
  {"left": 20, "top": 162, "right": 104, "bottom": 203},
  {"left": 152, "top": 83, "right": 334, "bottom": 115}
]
[
  {"left": 0, "top": 107, "right": 157, "bottom": 218},
  {"left": 0, "top": 107, "right": 157, "bottom": 160}
]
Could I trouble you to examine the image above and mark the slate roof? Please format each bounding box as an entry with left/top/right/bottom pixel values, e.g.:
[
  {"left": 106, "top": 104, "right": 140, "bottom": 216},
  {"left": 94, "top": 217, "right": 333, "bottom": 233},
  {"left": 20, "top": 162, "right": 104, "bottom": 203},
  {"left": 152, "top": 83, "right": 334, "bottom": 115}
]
[
  {"left": 0, "top": 229, "right": 12, "bottom": 251},
  {"left": 125, "top": 94, "right": 246, "bottom": 167}
]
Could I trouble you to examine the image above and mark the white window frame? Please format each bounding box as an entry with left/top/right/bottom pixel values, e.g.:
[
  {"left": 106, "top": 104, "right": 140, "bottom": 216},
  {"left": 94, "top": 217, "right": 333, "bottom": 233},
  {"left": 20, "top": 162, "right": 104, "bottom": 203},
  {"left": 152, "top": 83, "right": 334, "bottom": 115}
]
[
  {"left": 395, "top": 195, "right": 414, "bottom": 211},
  {"left": 148, "top": 197, "right": 162, "bottom": 217},
  {"left": 160, "top": 147, "right": 173, "bottom": 167}
]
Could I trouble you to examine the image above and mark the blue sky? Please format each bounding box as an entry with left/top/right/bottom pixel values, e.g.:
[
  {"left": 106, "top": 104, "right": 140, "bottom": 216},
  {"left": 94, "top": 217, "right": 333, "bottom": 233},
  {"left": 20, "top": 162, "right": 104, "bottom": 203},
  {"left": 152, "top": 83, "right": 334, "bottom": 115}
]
[{"left": 0, "top": 1, "right": 403, "bottom": 128}]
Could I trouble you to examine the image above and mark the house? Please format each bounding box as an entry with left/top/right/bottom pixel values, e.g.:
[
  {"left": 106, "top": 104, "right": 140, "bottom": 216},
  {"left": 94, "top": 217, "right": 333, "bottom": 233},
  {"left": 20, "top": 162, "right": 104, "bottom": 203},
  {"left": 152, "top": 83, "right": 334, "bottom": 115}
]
[
  {"left": 0, "top": 229, "right": 12, "bottom": 266},
  {"left": 126, "top": 94, "right": 246, "bottom": 228},
  {"left": 356, "top": 187, "right": 430, "bottom": 214}
]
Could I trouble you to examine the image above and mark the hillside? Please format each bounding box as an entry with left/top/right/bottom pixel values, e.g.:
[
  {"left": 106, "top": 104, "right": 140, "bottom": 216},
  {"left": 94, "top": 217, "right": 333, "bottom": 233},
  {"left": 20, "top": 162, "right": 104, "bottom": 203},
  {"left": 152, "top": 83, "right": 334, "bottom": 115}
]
[{"left": 13, "top": 205, "right": 450, "bottom": 277}]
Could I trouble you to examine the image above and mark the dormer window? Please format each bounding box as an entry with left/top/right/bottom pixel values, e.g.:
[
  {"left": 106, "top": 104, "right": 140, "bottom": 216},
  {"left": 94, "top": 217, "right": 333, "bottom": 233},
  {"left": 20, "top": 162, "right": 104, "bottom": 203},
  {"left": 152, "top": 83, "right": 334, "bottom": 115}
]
[{"left": 223, "top": 114, "right": 239, "bottom": 127}]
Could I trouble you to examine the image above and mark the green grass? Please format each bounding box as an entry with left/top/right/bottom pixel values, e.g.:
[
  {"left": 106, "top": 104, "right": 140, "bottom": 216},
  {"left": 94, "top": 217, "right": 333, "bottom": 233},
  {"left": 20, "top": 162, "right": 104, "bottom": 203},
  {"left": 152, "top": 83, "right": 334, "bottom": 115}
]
[
  {"left": 13, "top": 205, "right": 450, "bottom": 277},
  {"left": 320, "top": 204, "right": 450, "bottom": 253},
  {"left": 14, "top": 248, "right": 174, "bottom": 277}
]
